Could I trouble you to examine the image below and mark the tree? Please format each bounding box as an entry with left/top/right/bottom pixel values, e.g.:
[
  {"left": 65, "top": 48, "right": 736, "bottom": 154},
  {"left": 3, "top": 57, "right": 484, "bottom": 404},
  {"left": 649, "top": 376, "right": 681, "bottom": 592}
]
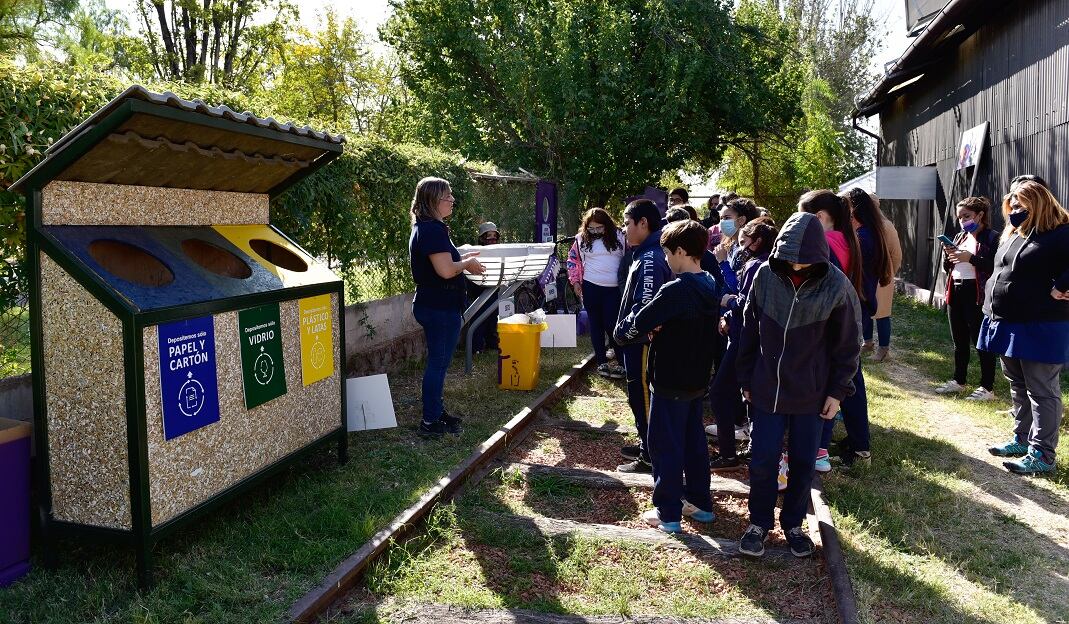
[
  {"left": 718, "top": 0, "right": 882, "bottom": 213},
  {"left": 53, "top": 0, "right": 154, "bottom": 75},
  {"left": 133, "top": 0, "right": 297, "bottom": 88},
  {"left": 382, "top": 0, "right": 798, "bottom": 205},
  {"left": 264, "top": 9, "right": 404, "bottom": 137},
  {"left": 0, "top": 0, "right": 77, "bottom": 57}
]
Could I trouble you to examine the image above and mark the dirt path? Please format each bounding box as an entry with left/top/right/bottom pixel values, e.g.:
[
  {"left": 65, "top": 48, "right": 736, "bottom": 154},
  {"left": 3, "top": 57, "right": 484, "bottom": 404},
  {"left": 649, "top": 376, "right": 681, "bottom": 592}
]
[{"left": 877, "top": 357, "right": 1069, "bottom": 557}]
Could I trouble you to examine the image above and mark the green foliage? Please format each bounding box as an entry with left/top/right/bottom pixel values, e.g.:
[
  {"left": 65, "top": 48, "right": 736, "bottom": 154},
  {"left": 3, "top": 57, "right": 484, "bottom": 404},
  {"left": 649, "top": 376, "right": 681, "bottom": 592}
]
[
  {"left": 0, "top": 0, "right": 77, "bottom": 57},
  {"left": 382, "top": 0, "right": 796, "bottom": 204},
  {"left": 273, "top": 136, "right": 508, "bottom": 302}
]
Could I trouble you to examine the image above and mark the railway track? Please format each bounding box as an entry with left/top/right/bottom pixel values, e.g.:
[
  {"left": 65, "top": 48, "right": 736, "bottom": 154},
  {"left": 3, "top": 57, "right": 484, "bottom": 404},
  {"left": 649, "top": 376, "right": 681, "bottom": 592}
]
[{"left": 288, "top": 354, "right": 859, "bottom": 624}]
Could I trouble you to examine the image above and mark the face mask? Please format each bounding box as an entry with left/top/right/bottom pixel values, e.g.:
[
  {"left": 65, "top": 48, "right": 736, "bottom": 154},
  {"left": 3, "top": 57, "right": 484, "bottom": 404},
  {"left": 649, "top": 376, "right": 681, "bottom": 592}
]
[
  {"left": 720, "top": 218, "right": 737, "bottom": 237},
  {"left": 1009, "top": 210, "right": 1029, "bottom": 228},
  {"left": 960, "top": 219, "right": 978, "bottom": 233}
]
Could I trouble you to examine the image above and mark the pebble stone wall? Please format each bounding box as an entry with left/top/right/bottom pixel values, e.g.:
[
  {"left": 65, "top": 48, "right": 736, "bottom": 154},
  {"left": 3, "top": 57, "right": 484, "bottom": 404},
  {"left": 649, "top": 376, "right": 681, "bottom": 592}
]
[
  {"left": 40, "top": 254, "right": 132, "bottom": 530},
  {"left": 41, "top": 181, "right": 269, "bottom": 226}
]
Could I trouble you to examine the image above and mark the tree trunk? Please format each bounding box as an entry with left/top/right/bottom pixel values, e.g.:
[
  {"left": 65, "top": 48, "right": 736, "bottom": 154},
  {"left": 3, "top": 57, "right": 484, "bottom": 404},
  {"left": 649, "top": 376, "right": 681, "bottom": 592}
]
[{"left": 154, "top": 1, "right": 180, "bottom": 78}]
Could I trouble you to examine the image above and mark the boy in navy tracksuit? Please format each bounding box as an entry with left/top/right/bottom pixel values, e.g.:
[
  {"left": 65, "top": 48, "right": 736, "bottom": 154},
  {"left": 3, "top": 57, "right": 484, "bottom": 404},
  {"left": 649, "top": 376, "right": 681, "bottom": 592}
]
[
  {"left": 736, "top": 212, "right": 861, "bottom": 557},
  {"left": 613, "top": 199, "right": 672, "bottom": 473},
  {"left": 617, "top": 219, "right": 722, "bottom": 532}
]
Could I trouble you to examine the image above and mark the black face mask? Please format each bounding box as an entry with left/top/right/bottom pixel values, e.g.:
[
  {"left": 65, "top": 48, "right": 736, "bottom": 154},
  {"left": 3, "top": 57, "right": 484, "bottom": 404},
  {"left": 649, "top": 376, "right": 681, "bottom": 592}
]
[{"left": 788, "top": 264, "right": 821, "bottom": 280}]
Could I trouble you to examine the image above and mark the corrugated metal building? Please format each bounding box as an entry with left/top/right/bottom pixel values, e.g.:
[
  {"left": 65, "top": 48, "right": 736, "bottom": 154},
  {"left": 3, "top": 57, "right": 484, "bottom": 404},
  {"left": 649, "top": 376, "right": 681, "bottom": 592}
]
[{"left": 855, "top": 0, "right": 1069, "bottom": 291}]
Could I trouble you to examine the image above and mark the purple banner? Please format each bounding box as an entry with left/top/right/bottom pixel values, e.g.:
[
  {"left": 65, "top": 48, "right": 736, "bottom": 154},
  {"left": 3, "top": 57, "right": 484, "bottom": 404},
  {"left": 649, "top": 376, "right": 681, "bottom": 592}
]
[{"left": 535, "top": 180, "right": 558, "bottom": 243}]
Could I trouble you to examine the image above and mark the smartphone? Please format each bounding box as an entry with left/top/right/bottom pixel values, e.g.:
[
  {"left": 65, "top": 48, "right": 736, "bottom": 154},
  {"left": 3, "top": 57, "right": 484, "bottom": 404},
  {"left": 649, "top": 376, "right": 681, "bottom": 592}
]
[{"left": 937, "top": 234, "right": 957, "bottom": 248}]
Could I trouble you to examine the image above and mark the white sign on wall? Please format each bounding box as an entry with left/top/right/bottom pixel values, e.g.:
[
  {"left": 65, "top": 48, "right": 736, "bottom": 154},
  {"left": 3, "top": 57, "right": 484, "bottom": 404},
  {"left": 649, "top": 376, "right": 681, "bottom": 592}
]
[{"left": 956, "top": 122, "right": 989, "bottom": 170}]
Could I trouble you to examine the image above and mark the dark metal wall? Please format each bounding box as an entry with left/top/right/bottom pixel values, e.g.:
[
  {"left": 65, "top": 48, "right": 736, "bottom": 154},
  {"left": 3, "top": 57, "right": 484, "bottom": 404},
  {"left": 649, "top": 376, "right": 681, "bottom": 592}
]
[{"left": 877, "top": 0, "right": 1069, "bottom": 287}]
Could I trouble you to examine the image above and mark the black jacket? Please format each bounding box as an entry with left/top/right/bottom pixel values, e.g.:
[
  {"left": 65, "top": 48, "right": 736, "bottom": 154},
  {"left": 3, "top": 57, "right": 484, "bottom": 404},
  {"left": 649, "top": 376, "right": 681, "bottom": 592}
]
[
  {"left": 614, "top": 232, "right": 672, "bottom": 346},
  {"left": 983, "top": 224, "right": 1069, "bottom": 322},
  {"left": 625, "top": 271, "right": 722, "bottom": 400}
]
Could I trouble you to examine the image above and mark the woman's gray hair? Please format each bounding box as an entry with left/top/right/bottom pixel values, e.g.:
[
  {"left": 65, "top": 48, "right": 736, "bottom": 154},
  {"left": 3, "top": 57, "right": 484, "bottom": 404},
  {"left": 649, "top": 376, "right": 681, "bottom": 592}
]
[{"left": 411, "top": 176, "right": 452, "bottom": 223}]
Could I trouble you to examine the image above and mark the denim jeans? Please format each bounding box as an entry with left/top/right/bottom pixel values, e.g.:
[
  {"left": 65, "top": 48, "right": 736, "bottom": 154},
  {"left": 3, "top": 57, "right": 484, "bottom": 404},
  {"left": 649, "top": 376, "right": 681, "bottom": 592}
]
[
  {"left": 583, "top": 281, "right": 621, "bottom": 364},
  {"left": 413, "top": 304, "right": 463, "bottom": 424},
  {"left": 622, "top": 343, "right": 650, "bottom": 461},
  {"left": 710, "top": 339, "right": 746, "bottom": 458},
  {"left": 820, "top": 365, "right": 870, "bottom": 453},
  {"left": 748, "top": 407, "right": 823, "bottom": 531},
  {"left": 863, "top": 316, "right": 892, "bottom": 347},
  {"left": 648, "top": 393, "right": 711, "bottom": 522}
]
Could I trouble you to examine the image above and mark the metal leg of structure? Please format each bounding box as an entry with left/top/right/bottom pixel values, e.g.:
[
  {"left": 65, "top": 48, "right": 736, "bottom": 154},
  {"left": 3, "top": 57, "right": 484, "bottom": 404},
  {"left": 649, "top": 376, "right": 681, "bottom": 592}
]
[{"left": 463, "top": 281, "right": 527, "bottom": 374}]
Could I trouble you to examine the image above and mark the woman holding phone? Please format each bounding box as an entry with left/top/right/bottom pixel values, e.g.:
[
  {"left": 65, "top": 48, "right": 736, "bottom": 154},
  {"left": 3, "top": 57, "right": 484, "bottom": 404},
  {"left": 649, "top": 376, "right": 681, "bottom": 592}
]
[{"left": 936, "top": 196, "right": 1000, "bottom": 400}]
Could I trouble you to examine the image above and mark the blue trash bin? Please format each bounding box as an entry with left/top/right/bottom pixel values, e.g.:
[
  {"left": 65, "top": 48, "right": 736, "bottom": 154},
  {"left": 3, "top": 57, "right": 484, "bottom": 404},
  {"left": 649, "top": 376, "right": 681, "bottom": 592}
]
[{"left": 0, "top": 417, "right": 31, "bottom": 586}]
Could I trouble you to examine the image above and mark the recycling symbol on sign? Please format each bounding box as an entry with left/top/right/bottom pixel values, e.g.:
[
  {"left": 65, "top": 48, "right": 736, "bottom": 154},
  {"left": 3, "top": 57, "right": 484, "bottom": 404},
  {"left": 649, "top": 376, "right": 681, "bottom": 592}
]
[{"left": 253, "top": 346, "right": 275, "bottom": 385}]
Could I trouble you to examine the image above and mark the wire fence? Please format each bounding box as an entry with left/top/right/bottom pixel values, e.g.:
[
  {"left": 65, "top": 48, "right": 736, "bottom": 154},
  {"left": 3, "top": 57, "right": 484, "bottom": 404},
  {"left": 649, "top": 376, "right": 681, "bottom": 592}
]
[{"left": 0, "top": 303, "right": 30, "bottom": 380}]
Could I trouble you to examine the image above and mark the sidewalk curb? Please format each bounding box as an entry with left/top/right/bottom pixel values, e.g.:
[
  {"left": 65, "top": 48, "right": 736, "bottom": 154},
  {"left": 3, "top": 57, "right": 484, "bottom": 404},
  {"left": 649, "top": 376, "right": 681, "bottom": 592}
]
[{"left": 811, "top": 475, "right": 861, "bottom": 624}]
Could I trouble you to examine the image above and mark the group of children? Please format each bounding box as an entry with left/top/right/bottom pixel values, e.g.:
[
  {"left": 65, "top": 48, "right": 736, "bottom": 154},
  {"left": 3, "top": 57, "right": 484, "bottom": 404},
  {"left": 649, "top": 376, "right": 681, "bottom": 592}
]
[{"left": 567, "top": 187, "right": 895, "bottom": 557}]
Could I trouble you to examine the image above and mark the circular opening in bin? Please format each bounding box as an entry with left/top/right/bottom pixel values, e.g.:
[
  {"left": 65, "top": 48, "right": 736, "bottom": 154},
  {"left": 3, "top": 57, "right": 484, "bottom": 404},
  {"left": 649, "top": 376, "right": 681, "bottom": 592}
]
[
  {"left": 249, "top": 239, "right": 308, "bottom": 272},
  {"left": 180, "top": 239, "right": 252, "bottom": 279},
  {"left": 88, "top": 240, "right": 174, "bottom": 287}
]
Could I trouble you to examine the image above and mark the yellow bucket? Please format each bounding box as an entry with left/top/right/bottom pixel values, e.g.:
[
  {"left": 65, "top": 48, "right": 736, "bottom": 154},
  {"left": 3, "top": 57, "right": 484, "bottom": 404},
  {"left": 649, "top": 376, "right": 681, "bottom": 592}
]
[{"left": 496, "top": 321, "right": 549, "bottom": 390}]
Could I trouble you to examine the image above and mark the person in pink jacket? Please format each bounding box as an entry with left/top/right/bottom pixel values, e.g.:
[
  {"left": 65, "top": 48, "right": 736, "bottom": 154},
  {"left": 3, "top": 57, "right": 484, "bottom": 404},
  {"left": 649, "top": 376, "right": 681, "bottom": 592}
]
[{"left": 567, "top": 208, "right": 627, "bottom": 378}]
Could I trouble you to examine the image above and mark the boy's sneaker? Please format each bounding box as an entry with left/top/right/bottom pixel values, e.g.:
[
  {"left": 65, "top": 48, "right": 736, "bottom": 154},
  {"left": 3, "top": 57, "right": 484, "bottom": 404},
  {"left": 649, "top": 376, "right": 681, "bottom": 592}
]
[
  {"left": 681, "top": 499, "right": 716, "bottom": 523},
  {"left": 737, "top": 442, "right": 752, "bottom": 460},
  {"left": 620, "top": 445, "right": 641, "bottom": 460},
  {"left": 785, "top": 527, "right": 815, "bottom": 557},
  {"left": 965, "top": 387, "right": 996, "bottom": 401},
  {"left": 777, "top": 452, "right": 789, "bottom": 491},
  {"left": 617, "top": 459, "right": 652, "bottom": 473},
  {"left": 709, "top": 455, "right": 742, "bottom": 471},
  {"left": 988, "top": 438, "right": 1028, "bottom": 457},
  {"left": 642, "top": 508, "right": 682, "bottom": 533},
  {"left": 1003, "top": 448, "right": 1055, "bottom": 475},
  {"left": 440, "top": 409, "right": 463, "bottom": 429},
  {"left": 738, "top": 524, "right": 769, "bottom": 557},
  {"left": 839, "top": 449, "right": 871, "bottom": 468},
  {"left": 704, "top": 424, "right": 749, "bottom": 441},
  {"left": 605, "top": 363, "right": 625, "bottom": 379},
  {"left": 814, "top": 449, "right": 832, "bottom": 473},
  {"left": 935, "top": 380, "right": 965, "bottom": 394},
  {"left": 418, "top": 420, "right": 450, "bottom": 439}
]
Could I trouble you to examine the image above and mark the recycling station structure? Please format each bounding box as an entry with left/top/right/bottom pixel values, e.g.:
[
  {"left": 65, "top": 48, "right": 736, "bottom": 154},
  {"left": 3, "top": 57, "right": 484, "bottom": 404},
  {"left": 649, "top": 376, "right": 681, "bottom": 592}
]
[{"left": 10, "top": 87, "right": 347, "bottom": 587}]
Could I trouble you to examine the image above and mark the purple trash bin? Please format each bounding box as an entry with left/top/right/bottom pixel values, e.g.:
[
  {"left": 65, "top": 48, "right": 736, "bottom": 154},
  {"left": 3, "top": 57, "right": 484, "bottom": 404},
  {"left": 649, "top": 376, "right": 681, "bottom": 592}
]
[{"left": 0, "top": 417, "right": 32, "bottom": 587}]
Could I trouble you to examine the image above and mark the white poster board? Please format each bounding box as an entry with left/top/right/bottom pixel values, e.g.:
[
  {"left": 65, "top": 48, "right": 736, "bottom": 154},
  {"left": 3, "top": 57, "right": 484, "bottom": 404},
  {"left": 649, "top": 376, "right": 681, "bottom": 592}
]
[
  {"left": 540, "top": 314, "right": 577, "bottom": 348},
  {"left": 346, "top": 374, "right": 398, "bottom": 431},
  {"left": 956, "top": 122, "right": 989, "bottom": 170}
]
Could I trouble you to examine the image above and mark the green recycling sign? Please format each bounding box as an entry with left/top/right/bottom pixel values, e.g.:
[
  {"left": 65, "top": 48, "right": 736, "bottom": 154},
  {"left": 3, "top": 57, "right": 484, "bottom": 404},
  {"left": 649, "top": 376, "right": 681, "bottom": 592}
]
[{"left": 238, "top": 303, "right": 288, "bottom": 409}]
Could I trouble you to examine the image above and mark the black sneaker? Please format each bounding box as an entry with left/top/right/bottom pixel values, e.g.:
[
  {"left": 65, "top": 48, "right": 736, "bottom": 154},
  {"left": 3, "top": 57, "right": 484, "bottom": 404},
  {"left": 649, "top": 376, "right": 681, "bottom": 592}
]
[
  {"left": 616, "top": 459, "right": 652, "bottom": 473},
  {"left": 620, "top": 444, "right": 641, "bottom": 460},
  {"left": 441, "top": 409, "right": 463, "bottom": 429},
  {"left": 739, "top": 524, "right": 768, "bottom": 557},
  {"left": 709, "top": 455, "right": 741, "bottom": 471},
  {"left": 785, "top": 526, "right": 815, "bottom": 557},
  {"left": 418, "top": 420, "right": 448, "bottom": 439}
]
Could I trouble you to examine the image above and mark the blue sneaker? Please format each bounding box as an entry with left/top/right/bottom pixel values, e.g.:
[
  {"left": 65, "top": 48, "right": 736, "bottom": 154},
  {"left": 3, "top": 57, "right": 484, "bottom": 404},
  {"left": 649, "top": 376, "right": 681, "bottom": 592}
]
[
  {"left": 1004, "top": 448, "right": 1055, "bottom": 474},
  {"left": 989, "top": 438, "right": 1028, "bottom": 457},
  {"left": 681, "top": 499, "right": 716, "bottom": 523},
  {"left": 814, "top": 449, "right": 832, "bottom": 473},
  {"left": 642, "top": 509, "right": 682, "bottom": 533}
]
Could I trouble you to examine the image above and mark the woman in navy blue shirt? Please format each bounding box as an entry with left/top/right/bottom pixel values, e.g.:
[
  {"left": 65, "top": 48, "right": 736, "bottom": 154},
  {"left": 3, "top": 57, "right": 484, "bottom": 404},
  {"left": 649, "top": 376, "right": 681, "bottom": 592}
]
[
  {"left": 409, "top": 177, "right": 485, "bottom": 438},
  {"left": 979, "top": 179, "right": 1069, "bottom": 474}
]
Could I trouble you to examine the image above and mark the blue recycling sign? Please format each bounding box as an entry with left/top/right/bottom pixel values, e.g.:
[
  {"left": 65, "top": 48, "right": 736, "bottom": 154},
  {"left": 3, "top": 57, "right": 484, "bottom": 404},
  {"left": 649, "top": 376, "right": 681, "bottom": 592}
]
[{"left": 158, "top": 316, "right": 221, "bottom": 440}]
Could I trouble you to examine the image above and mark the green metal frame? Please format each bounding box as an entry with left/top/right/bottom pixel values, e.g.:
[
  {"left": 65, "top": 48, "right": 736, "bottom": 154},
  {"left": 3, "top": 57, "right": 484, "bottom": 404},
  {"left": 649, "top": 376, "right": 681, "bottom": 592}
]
[{"left": 26, "top": 95, "right": 349, "bottom": 590}]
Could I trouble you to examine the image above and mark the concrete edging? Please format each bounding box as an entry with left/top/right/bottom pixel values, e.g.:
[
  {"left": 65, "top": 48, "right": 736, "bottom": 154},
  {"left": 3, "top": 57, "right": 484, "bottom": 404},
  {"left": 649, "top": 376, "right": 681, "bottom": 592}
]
[{"left": 811, "top": 475, "right": 861, "bottom": 624}]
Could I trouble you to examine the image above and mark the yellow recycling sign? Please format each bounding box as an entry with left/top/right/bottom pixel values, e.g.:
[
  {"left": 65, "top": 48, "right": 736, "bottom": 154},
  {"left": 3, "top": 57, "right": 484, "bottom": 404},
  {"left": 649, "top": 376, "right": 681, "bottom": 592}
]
[{"left": 298, "top": 295, "right": 333, "bottom": 386}]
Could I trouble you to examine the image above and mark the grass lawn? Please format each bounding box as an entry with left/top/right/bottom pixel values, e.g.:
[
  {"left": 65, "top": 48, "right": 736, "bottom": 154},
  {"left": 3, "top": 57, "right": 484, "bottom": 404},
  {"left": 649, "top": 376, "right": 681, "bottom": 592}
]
[
  {"left": 0, "top": 339, "right": 591, "bottom": 624},
  {"left": 823, "top": 295, "right": 1069, "bottom": 624}
]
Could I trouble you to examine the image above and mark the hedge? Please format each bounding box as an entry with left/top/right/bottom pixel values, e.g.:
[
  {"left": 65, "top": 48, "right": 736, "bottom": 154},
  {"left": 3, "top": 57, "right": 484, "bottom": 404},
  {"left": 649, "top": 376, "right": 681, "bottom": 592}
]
[{"left": 0, "top": 60, "right": 541, "bottom": 307}]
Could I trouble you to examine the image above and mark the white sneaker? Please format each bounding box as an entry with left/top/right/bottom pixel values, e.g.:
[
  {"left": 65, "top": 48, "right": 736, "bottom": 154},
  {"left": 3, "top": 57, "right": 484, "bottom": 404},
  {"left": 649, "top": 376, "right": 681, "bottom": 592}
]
[
  {"left": 704, "top": 424, "right": 749, "bottom": 441},
  {"left": 965, "top": 387, "right": 996, "bottom": 401},
  {"left": 934, "top": 380, "right": 965, "bottom": 394}
]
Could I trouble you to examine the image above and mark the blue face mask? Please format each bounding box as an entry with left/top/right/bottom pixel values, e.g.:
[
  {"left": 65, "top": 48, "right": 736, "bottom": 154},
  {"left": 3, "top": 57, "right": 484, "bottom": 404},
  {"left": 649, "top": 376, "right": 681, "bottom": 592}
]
[
  {"left": 961, "top": 219, "right": 978, "bottom": 233},
  {"left": 1009, "top": 210, "right": 1029, "bottom": 228},
  {"left": 720, "top": 218, "right": 737, "bottom": 237}
]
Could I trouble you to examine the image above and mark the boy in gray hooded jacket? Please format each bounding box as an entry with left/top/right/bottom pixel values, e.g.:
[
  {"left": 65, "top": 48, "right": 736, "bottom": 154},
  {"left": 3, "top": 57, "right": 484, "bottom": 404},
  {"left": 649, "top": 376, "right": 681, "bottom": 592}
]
[{"left": 736, "top": 211, "right": 862, "bottom": 558}]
